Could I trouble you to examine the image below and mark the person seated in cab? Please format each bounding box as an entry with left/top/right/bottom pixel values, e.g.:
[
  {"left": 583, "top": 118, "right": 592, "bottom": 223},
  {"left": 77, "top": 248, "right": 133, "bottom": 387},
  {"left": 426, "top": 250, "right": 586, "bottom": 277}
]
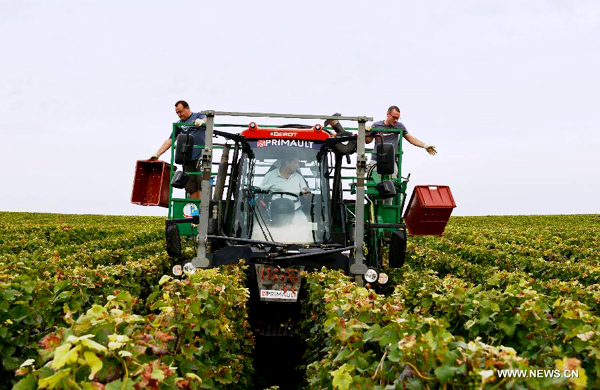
[
  {"left": 259, "top": 158, "right": 310, "bottom": 198},
  {"left": 258, "top": 158, "right": 313, "bottom": 224}
]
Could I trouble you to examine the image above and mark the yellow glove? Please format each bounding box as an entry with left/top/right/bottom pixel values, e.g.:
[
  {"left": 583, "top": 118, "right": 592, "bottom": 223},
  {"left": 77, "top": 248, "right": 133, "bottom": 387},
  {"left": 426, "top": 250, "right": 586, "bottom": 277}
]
[
  {"left": 149, "top": 154, "right": 159, "bottom": 161},
  {"left": 194, "top": 118, "right": 206, "bottom": 126},
  {"left": 423, "top": 144, "right": 437, "bottom": 156}
]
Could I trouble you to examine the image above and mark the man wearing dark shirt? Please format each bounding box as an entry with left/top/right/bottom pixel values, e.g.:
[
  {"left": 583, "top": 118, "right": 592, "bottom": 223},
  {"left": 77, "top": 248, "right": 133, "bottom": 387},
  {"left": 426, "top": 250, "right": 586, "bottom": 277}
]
[{"left": 150, "top": 100, "right": 206, "bottom": 199}]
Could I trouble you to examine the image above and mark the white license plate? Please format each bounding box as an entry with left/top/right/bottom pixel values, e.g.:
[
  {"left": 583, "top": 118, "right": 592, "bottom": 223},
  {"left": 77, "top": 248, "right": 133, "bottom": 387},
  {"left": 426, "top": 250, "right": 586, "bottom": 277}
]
[
  {"left": 255, "top": 264, "right": 303, "bottom": 302},
  {"left": 260, "top": 289, "right": 299, "bottom": 300}
]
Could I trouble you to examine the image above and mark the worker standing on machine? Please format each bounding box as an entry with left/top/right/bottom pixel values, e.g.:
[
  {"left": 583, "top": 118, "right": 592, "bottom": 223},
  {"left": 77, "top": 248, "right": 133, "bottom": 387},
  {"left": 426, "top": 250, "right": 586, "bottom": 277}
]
[
  {"left": 325, "top": 107, "right": 437, "bottom": 168},
  {"left": 366, "top": 105, "right": 437, "bottom": 177},
  {"left": 150, "top": 100, "right": 206, "bottom": 199},
  {"left": 366, "top": 105, "right": 437, "bottom": 205}
]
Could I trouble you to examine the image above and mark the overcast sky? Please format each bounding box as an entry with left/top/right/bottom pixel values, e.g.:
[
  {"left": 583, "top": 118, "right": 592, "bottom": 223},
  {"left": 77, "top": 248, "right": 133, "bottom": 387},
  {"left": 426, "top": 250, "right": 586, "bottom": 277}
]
[{"left": 1, "top": 0, "right": 598, "bottom": 216}]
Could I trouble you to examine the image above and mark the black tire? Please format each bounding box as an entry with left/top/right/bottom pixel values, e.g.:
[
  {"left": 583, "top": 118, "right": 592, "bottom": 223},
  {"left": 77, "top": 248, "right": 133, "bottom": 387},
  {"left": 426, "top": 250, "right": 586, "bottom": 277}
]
[
  {"left": 165, "top": 223, "right": 182, "bottom": 258},
  {"left": 389, "top": 229, "right": 407, "bottom": 268}
]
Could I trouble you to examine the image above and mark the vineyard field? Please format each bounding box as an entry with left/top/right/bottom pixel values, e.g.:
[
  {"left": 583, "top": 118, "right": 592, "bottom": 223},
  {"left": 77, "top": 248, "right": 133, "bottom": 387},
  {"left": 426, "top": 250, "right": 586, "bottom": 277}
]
[{"left": 0, "top": 212, "right": 598, "bottom": 389}]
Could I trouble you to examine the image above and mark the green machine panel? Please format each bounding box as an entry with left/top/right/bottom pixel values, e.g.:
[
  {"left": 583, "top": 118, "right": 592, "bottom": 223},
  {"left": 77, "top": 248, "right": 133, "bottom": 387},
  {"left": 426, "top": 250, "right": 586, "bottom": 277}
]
[{"left": 171, "top": 199, "right": 200, "bottom": 236}]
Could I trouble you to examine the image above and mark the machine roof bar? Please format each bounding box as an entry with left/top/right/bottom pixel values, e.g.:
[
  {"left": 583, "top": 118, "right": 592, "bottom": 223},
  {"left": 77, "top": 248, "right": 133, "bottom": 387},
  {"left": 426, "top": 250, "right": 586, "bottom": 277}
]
[{"left": 200, "top": 110, "right": 372, "bottom": 122}]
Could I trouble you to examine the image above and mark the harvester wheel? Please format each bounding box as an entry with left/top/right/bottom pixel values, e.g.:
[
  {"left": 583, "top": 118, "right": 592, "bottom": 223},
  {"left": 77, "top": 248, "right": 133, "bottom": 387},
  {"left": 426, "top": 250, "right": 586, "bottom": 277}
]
[
  {"left": 165, "top": 224, "right": 182, "bottom": 258},
  {"left": 389, "top": 229, "right": 407, "bottom": 268}
]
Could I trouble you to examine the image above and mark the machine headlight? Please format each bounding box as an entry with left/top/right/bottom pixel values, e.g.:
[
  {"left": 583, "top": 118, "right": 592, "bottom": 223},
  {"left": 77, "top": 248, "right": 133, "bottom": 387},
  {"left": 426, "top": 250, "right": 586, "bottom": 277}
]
[
  {"left": 378, "top": 272, "right": 389, "bottom": 285},
  {"left": 183, "top": 262, "right": 196, "bottom": 275},
  {"left": 172, "top": 264, "right": 183, "bottom": 276},
  {"left": 364, "top": 268, "right": 379, "bottom": 284}
]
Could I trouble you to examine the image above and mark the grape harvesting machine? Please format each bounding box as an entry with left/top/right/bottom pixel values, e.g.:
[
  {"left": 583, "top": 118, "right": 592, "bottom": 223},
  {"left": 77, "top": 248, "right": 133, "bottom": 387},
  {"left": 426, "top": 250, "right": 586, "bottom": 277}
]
[{"left": 132, "top": 110, "right": 455, "bottom": 388}]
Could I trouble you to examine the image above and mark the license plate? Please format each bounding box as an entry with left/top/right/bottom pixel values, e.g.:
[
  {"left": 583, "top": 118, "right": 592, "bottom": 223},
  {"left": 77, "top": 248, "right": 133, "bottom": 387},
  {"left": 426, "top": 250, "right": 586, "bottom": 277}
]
[{"left": 255, "top": 264, "right": 304, "bottom": 302}]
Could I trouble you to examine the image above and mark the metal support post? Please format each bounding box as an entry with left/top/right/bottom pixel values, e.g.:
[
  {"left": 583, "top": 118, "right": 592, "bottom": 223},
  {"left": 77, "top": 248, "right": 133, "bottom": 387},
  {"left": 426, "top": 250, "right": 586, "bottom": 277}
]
[
  {"left": 192, "top": 111, "right": 214, "bottom": 268},
  {"left": 350, "top": 117, "right": 369, "bottom": 285}
]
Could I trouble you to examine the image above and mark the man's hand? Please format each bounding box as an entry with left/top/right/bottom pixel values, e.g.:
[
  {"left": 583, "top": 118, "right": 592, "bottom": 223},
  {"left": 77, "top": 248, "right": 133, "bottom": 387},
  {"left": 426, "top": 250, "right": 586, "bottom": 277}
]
[
  {"left": 365, "top": 125, "right": 375, "bottom": 143},
  {"left": 301, "top": 187, "right": 311, "bottom": 195},
  {"left": 423, "top": 144, "right": 437, "bottom": 156},
  {"left": 149, "top": 154, "right": 159, "bottom": 161},
  {"left": 194, "top": 118, "right": 206, "bottom": 126}
]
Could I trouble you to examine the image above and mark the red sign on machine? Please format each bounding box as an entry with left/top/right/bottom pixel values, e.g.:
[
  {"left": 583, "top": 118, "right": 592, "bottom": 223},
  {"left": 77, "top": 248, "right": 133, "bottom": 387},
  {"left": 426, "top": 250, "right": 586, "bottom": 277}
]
[{"left": 241, "top": 123, "right": 331, "bottom": 141}]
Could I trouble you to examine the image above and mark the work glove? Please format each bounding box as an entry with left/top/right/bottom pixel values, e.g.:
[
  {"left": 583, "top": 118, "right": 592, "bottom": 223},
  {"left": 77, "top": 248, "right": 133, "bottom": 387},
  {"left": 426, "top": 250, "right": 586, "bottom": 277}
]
[
  {"left": 194, "top": 118, "right": 206, "bottom": 126},
  {"left": 149, "top": 154, "right": 159, "bottom": 161},
  {"left": 423, "top": 144, "right": 437, "bottom": 156}
]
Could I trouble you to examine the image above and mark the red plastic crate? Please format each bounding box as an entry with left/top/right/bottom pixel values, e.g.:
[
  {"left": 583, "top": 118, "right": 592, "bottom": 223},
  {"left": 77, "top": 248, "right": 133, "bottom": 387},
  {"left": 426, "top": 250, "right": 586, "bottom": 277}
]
[
  {"left": 131, "top": 160, "right": 172, "bottom": 208},
  {"left": 404, "top": 185, "right": 456, "bottom": 235}
]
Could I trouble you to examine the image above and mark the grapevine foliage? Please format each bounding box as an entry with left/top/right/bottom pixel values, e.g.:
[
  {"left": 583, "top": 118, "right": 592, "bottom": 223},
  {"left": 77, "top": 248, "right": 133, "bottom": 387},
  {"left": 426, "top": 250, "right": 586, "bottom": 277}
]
[{"left": 1, "top": 212, "right": 598, "bottom": 389}]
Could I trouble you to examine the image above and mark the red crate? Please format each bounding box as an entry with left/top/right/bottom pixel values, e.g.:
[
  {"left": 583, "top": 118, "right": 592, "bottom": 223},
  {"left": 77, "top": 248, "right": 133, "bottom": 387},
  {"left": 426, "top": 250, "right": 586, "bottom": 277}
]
[
  {"left": 131, "top": 160, "right": 172, "bottom": 208},
  {"left": 404, "top": 185, "right": 456, "bottom": 236}
]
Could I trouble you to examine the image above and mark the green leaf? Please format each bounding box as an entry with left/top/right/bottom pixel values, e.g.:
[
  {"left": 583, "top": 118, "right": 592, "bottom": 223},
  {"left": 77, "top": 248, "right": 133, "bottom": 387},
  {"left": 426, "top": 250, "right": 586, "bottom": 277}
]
[
  {"left": 331, "top": 367, "right": 353, "bottom": 390},
  {"left": 498, "top": 317, "right": 517, "bottom": 336},
  {"left": 387, "top": 346, "right": 401, "bottom": 363},
  {"left": 215, "top": 367, "right": 234, "bottom": 384},
  {"left": 55, "top": 290, "right": 72, "bottom": 301},
  {"left": 151, "top": 368, "right": 165, "bottom": 381},
  {"left": 1, "top": 289, "right": 18, "bottom": 301},
  {"left": 13, "top": 375, "right": 37, "bottom": 390},
  {"left": 106, "top": 379, "right": 135, "bottom": 390},
  {"left": 38, "top": 368, "right": 71, "bottom": 389},
  {"left": 362, "top": 324, "right": 382, "bottom": 342},
  {"left": 9, "top": 305, "right": 30, "bottom": 322},
  {"left": 84, "top": 351, "right": 103, "bottom": 380},
  {"left": 379, "top": 329, "right": 399, "bottom": 346},
  {"left": 51, "top": 343, "right": 73, "bottom": 370},
  {"left": 81, "top": 338, "right": 107, "bottom": 353},
  {"left": 333, "top": 347, "right": 353, "bottom": 363},
  {"left": 2, "top": 355, "right": 20, "bottom": 371},
  {"left": 434, "top": 365, "right": 456, "bottom": 382},
  {"left": 478, "top": 315, "right": 490, "bottom": 325},
  {"left": 189, "top": 300, "right": 201, "bottom": 315}
]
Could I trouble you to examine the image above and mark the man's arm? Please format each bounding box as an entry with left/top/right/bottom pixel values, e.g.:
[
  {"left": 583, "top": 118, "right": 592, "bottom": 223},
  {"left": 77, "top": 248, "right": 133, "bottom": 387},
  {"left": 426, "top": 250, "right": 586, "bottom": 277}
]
[
  {"left": 403, "top": 133, "right": 437, "bottom": 155},
  {"left": 299, "top": 174, "right": 311, "bottom": 195},
  {"left": 403, "top": 133, "right": 426, "bottom": 148},
  {"left": 150, "top": 138, "right": 173, "bottom": 160},
  {"left": 257, "top": 170, "right": 275, "bottom": 191}
]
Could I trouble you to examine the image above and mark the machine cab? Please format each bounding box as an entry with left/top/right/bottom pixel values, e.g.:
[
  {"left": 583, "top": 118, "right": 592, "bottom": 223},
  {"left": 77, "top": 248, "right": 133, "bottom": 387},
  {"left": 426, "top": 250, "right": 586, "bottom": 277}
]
[{"left": 230, "top": 124, "right": 332, "bottom": 244}]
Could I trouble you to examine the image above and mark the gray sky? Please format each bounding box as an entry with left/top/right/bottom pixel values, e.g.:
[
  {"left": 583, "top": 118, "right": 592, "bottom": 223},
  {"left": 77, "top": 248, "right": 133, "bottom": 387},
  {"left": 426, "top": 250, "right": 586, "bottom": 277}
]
[{"left": 1, "top": 0, "right": 598, "bottom": 216}]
